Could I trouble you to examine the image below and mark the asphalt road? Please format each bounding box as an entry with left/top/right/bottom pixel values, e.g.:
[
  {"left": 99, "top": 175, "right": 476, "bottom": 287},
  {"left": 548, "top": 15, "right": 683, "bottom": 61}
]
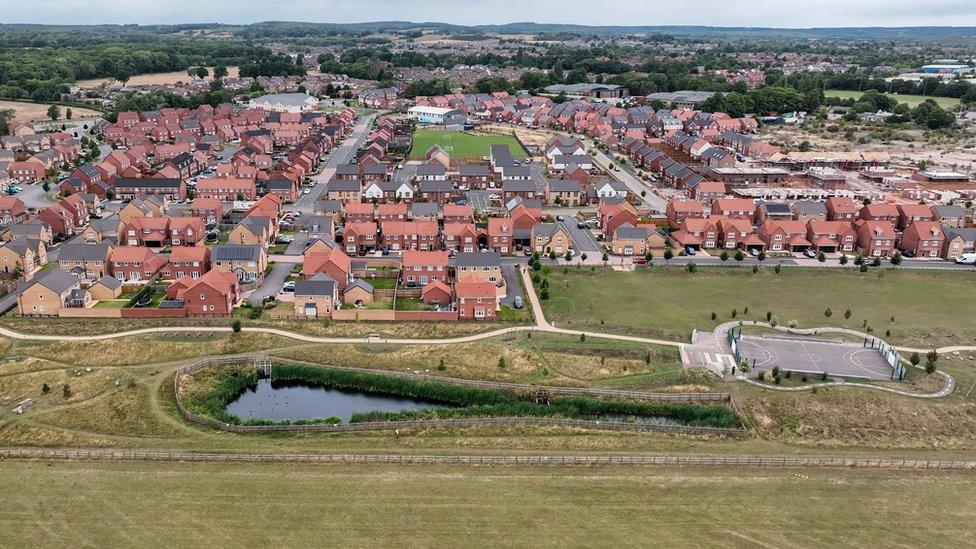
[
  {"left": 290, "top": 114, "right": 376, "bottom": 214},
  {"left": 555, "top": 216, "right": 601, "bottom": 254}
]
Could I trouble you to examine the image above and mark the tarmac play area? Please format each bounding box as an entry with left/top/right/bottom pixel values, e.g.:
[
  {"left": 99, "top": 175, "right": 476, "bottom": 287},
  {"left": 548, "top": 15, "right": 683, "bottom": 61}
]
[{"left": 735, "top": 333, "right": 900, "bottom": 381}]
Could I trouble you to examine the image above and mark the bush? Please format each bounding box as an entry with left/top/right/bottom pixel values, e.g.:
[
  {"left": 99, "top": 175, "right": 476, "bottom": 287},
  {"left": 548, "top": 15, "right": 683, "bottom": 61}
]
[
  {"left": 756, "top": 371, "right": 765, "bottom": 381},
  {"left": 771, "top": 365, "right": 780, "bottom": 378},
  {"left": 232, "top": 320, "right": 242, "bottom": 333}
]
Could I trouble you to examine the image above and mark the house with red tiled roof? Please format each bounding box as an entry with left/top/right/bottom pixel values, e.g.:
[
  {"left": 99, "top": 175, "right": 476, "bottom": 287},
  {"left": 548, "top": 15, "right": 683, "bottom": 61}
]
[
  {"left": 671, "top": 217, "right": 720, "bottom": 250},
  {"left": 858, "top": 203, "right": 899, "bottom": 224},
  {"left": 163, "top": 246, "right": 211, "bottom": 280},
  {"left": 166, "top": 269, "right": 240, "bottom": 316},
  {"left": 487, "top": 217, "right": 514, "bottom": 255},
  {"left": 109, "top": 246, "right": 167, "bottom": 282},
  {"left": 400, "top": 250, "right": 449, "bottom": 287},
  {"left": 806, "top": 220, "right": 856, "bottom": 254},
  {"left": 899, "top": 221, "right": 944, "bottom": 258},
  {"left": 711, "top": 198, "right": 756, "bottom": 222},
  {"left": 826, "top": 196, "right": 858, "bottom": 222},
  {"left": 666, "top": 199, "right": 706, "bottom": 225},
  {"left": 456, "top": 275, "right": 498, "bottom": 321},
  {"left": 381, "top": 221, "right": 439, "bottom": 252},
  {"left": 302, "top": 247, "right": 353, "bottom": 290},
  {"left": 758, "top": 220, "right": 810, "bottom": 253},
  {"left": 854, "top": 220, "right": 896, "bottom": 257},
  {"left": 342, "top": 222, "right": 378, "bottom": 255},
  {"left": 896, "top": 203, "right": 935, "bottom": 231}
]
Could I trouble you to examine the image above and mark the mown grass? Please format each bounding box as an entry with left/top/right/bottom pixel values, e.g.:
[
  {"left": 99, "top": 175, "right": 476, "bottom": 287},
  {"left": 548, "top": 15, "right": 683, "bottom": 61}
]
[
  {"left": 408, "top": 129, "right": 528, "bottom": 160},
  {"left": 538, "top": 266, "right": 976, "bottom": 347},
  {"left": 1, "top": 461, "right": 974, "bottom": 547},
  {"left": 825, "top": 89, "right": 961, "bottom": 108}
]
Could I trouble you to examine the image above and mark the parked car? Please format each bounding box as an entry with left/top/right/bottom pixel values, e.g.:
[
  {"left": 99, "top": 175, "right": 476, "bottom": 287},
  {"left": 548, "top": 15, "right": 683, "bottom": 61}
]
[
  {"left": 556, "top": 215, "right": 565, "bottom": 221},
  {"left": 274, "top": 236, "right": 293, "bottom": 244},
  {"left": 576, "top": 222, "right": 586, "bottom": 229},
  {"left": 685, "top": 246, "right": 697, "bottom": 256},
  {"left": 513, "top": 296, "right": 524, "bottom": 309},
  {"left": 282, "top": 281, "right": 296, "bottom": 293},
  {"left": 633, "top": 257, "right": 647, "bottom": 265},
  {"left": 955, "top": 252, "right": 976, "bottom": 265},
  {"left": 803, "top": 249, "right": 817, "bottom": 258}
]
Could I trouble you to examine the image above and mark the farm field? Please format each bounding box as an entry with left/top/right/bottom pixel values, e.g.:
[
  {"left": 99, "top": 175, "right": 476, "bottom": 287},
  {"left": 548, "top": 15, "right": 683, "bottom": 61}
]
[
  {"left": 537, "top": 266, "right": 976, "bottom": 347},
  {"left": 0, "top": 461, "right": 973, "bottom": 547},
  {"left": 75, "top": 66, "right": 240, "bottom": 89},
  {"left": 408, "top": 128, "right": 528, "bottom": 160},
  {"left": 0, "top": 100, "right": 101, "bottom": 123},
  {"left": 824, "top": 89, "right": 961, "bottom": 108}
]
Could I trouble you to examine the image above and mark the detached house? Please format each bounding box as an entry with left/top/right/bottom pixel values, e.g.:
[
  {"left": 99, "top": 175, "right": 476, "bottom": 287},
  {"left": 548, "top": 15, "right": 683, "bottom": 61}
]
[
  {"left": 166, "top": 269, "right": 240, "bottom": 316},
  {"left": 899, "top": 221, "right": 944, "bottom": 258},
  {"left": 456, "top": 275, "right": 498, "bottom": 321},
  {"left": 531, "top": 223, "right": 573, "bottom": 255},
  {"left": 806, "top": 220, "right": 856, "bottom": 254},
  {"left": 854, "top": 220, "right": 896, "bottom": 257}
]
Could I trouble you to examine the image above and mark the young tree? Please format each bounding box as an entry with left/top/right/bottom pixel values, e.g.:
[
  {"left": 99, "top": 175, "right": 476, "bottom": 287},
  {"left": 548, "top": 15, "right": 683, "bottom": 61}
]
[
  {"left": 719, "top": 250, "right": 729, "bottom": 261},
  {"left": 232, "top": 320, "right": 242, "bottom": 333},
  {"left": 734, "top": 249, "right": 745, "bottom": 261},
  {"left": 663, "top": 247, "right": 673, "bottom": 263},
  {"left": 757, "top": 250, "right": 766, "bottom": 262},
  {"left": 65, "top": 108, "right": 73, "bottom": 120},
  {"left": 47, "top": 104, "right": 60, "bottom": 121}
]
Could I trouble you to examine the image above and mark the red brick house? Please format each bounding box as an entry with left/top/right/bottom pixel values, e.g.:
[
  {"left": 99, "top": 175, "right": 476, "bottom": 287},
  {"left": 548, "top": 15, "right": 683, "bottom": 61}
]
[
  {"left": 599, "top": 201, "right": 640, "bottom": 240},
  {"left": 896, "top": 203, "right": 935, "bottom": 231},
  {"left": 8, "top": 161, "right": 46, "bottom": 183},
  {"left": 717, "top": 217, "right": 757, "bottom": 250},
  {"left": 443, "top": 203, "right": 473, "bottom": 224},
  {"left": 666, "top": 200, "right": 706, "bottom": 225},
  {"left": 0, "top": 197, "right": 28, "bottom": 225},
  {"left": 421, "top": 279, "right": 453, "bottom": 306},
  {"left": 806, "top": 220, "right": 856, "bottom": 254},
  {"left": 109, "top": 246, "right": 167, "bottom": 282},
  {"left": 166, "top": 269, "right": 240, "bottom": 316},
  {"left": 342, "top": 222, "right": 378, "bottom": 255},
  {"left": 400, "top": 250, "right": 449, "bottom": 286},
  {"left": 381, "top": 221, "right": 439, "bottom": 252},
  {"left": 711, "top": 198, "right": 756, "bottom": 222},
  {"left": 376, "top": 203, "right": 408, "bottom": 222},
  {"left": 487, "top": 217, "right": 514, "bottom": 255},
  {"left": 826, "top": 197, "right": 858, "bottom": 222},
  {"left": 688, "top": 181, "right": 725, "bottom": 206},
  {"left": 195, "top": 177, "right": 257, "bottom": 200},
  {"left": 443, "top": 223, "right": 479, "bottom": 253},
  {"left": 671, "top": 217, "right": 720, "bottom": 250},
  {"left": 858, "top": 203, "right": 899, "bottom": 223},
  {"left": 758, "top": 220, "right": 810, "bottom": 253},
  {"left": 344, "top": 202, "right": 375, "bottom": 223},
  {"left": 899, "top": 221, "right": 944, "bottom": 258},
  {"left": 190, "top": 198, "right": 223, "bottom": 226},
  {"left": 164, "top": 246, "right": 211, "bottom": 280},
  {"left": 37, "top": 205, "right": 77, "bottom": 237},
  {"left": 456, "top": 275, "right": 498, "bottom": 321},
  {"left": 854, "top": 220, "right": 896, "bottom": 257},
  {"left": 302, "top": 247, "right": 353, "bottom": 290}
]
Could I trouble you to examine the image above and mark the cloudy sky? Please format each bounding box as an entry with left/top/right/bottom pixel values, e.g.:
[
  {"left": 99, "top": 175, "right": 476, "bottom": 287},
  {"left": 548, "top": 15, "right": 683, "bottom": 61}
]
[{"left": 7, "top": 0, "right": 976, "bottom": 27}]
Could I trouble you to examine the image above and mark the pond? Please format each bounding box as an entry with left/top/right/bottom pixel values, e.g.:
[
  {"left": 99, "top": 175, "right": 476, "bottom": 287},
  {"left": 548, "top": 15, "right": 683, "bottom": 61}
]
[{"left": 225, "top": 378, "right": 449, "bottom": 422}]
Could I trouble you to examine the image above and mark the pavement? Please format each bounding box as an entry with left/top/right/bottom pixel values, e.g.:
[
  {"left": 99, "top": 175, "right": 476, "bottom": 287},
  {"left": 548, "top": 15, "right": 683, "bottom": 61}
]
[{"left": 290, "top": 114, "right": 377, "bottom": 214}]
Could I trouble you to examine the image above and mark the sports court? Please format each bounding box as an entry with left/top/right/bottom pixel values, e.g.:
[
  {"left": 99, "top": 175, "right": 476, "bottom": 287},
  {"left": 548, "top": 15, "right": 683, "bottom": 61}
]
[{"left": 733, "top": 333, "right": 902, "bottom": 380}]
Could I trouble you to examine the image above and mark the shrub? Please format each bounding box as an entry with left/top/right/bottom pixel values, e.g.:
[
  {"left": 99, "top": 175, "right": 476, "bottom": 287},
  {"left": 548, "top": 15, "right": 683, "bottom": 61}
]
[
  {"left": 232, "top": 320, "right": 242, "bottom": 333},
  {"left": 771, "top": 365, "right": 780, "bottom": 378},
  {"left": 756, "top": 371, "right": 765, "bottom": 381},
  {"left": 62, "top": 384, "right": 71, "bottom": 399},
  {"left": 41, "top": 383, "right": 50, "bottom": 394}
]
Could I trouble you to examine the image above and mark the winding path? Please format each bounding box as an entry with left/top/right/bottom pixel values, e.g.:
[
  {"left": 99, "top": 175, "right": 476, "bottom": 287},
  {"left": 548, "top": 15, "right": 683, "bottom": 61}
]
[{"left": 0, "top": 267, "right": 968, "bottom": 400}]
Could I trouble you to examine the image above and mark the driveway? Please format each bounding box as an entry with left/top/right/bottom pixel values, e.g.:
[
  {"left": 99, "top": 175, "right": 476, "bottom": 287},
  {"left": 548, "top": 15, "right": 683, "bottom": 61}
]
[
  {"left": 499, "top": 263, "right": 524, "bottom": 308},
  {"left": 588, "top": 144, "right": 668, "bottom": 213},
  {"left": 247, "top": 262, "right": 292, "bottom": 306}
]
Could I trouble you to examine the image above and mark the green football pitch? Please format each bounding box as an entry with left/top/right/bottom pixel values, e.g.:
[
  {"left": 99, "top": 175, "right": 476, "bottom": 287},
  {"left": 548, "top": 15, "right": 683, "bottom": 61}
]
[{"left": 408, "top": 129, "right": 529, "bottom": 160}]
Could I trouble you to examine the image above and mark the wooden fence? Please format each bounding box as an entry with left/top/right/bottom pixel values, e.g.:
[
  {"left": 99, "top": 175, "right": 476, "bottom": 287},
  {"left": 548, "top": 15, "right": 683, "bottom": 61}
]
[{"left": 172, "top": 356, "right": 742, "bottom": 437}]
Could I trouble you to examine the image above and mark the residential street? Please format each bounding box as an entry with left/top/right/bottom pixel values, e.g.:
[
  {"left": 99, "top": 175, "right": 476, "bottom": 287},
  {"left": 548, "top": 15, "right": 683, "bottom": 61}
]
[{"left": 290, "top": 113, "right": 376, "bottom": 213}]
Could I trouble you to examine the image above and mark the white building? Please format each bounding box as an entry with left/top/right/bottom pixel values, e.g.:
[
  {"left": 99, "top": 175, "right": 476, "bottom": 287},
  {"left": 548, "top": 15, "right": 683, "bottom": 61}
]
[
  {"left": 248, "top": 93, "right": 320, "bottom": 113},
  {"left": 407, "top": 106, "right": 461, "bottom": 125}
]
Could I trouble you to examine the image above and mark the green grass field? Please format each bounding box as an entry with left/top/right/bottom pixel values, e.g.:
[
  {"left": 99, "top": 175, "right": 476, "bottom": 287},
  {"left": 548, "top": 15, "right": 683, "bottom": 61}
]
[
  {"left": 408, "top": 129, "right": 528, "bottom": 160},
  {"left": 538, "top": 266, "right": 976, "bottom": 347},
  {"left": 825, "top": 89, "right": 961, "bottom": 108},
  {"left": 1, "top": 461, "right": 973, "bottom": 547}
]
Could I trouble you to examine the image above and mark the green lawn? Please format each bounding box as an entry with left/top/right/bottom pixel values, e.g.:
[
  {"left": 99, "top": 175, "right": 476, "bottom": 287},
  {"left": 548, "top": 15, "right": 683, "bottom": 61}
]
[
  {"left": 394, "top": 296, "right": 425, "bottom": 310},
  {"left": 1, "top": 461, "right": 973, "bottom": 547},
  {"left": 408, "top": 129, "right": 528, "bottom": 160},
  {"left": 825, "top": 89, "right": 961, "bottom": 108},
  {"left": 537, "top": 266, "right": 976, "bottom": 347},
  {"left": 93, "top": 300, "right": 127, "bottom": 309},
  {"left": 367, "top": 277, "right": 396, "bottom": 289}
]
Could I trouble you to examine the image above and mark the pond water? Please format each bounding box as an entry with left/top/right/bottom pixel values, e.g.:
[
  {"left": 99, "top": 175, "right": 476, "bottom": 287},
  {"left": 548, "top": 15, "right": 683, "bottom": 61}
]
[{"left": 225, "top": 378, "right": 449, "bottom": 422}]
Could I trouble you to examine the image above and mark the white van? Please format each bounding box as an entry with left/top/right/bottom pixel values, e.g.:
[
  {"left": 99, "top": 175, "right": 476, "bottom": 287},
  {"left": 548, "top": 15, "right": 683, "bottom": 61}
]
[{"left": 955, "top": 252, "right": 976, "bottom": 265}]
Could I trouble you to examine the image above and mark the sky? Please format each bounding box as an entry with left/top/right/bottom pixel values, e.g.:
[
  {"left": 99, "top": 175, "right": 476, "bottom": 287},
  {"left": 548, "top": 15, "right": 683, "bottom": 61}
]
[{"left": 6, "top": 0, "right": 976, "bottom": 28}]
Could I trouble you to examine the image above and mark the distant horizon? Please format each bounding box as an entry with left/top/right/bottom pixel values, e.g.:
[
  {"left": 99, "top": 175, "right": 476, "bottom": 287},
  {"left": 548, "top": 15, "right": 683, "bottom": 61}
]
[
  {"left": 5, "top": 0, "right": 976, "bottom": 29},
  {"left": 6, "top": 20, "right": 976, "bottom": 32}
]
